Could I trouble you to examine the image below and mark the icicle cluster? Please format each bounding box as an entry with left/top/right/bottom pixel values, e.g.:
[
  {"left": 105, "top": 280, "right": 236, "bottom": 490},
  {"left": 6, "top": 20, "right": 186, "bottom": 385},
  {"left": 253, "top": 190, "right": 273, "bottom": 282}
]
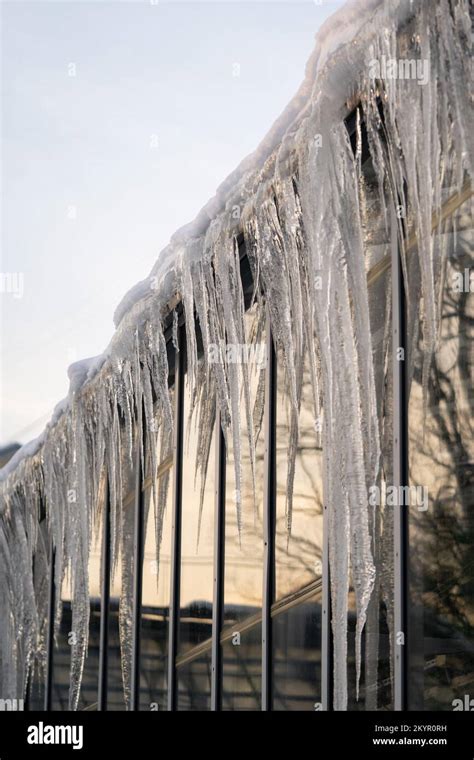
[{"left": 0, "top": 0, "right": 471, "bottom": 710}]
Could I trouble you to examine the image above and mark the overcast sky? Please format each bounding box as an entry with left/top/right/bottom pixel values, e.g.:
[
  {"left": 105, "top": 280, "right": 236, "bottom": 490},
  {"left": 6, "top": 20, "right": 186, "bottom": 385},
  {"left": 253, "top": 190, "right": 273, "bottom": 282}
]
[{"left": 1, "top": 0, "right": 344, "bottom": 447}]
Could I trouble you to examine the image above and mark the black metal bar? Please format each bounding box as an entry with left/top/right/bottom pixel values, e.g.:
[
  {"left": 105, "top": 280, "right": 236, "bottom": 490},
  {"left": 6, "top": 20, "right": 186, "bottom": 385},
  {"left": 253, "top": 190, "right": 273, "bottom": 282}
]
[
  {"left": 25, "top": 548, "right": 35, "bottom": 711},
  {"left": 43, "top": 542, "right": 55, "bottom": 711},
  {"left": 211, "top": 416, "right": 226, "bottom": 711},
  {"left": 262, "top": 320, "right": 276, "bottom": 710},
  {"left": 24, "top": 673, "right": 32, "bottom": 711},
  {"left": 130, "top": 402, "right": 147, "bottom": 711},
  {"left": 321, "top": 529, "right": 332, "bottom": 711},
  {"left": 98, "top": 474, "right": 111, "bottom": 711},
  {"left": 392, "top": 205, "right": 409, "bottom": 711},
  {"left": 167, "top": 324, "right": 185, "bottom": 711}
]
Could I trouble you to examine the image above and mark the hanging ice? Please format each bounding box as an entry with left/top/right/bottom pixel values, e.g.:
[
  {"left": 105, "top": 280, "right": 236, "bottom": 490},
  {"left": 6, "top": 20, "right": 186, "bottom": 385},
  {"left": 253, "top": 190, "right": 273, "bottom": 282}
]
[{"left": 0, "top": 0, "right": 471, "bottom": 711}]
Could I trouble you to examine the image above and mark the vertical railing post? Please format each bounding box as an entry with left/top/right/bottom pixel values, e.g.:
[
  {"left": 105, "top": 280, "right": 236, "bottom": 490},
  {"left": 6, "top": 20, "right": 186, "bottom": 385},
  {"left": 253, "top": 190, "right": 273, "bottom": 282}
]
[
  {"left": 98, "top": 473, "right": 111, "bottom": 711},
  {"left": 211, "top": 416, "right": 225, "bottom": 711},
  {"left": 262, "top": 319, "right": 276, "bottom": 711},
  {"left": 392, "top": 205, "right": 409, "bottom": 711},
  {"left": 321, "top": 510, "right": 332, "bottom": 711},
  {"left": 168, "top": 324, "right": 184, "bottom": 711}
]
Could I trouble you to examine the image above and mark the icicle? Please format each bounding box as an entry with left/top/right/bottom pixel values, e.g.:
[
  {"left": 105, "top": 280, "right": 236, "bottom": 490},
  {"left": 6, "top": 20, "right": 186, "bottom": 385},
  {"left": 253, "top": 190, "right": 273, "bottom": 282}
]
[
  {"left": 154, "top": 423, "right": 172, "bottom": 585},
  {"left": 67, "top": 399, "right": 91, "bottom": 711},
  {"left": 198, "top": 257, "right": 231, "bottom": 438},
  {"left": 0, "top": 0, "right": 470, "bottom": 713},
  {"left": 118, "top": 481, "right": 135, "bottom": 711},
  {"left": 180, "top": 245, "right": 199, "bottom": 405},
  {"left": 172, "top": 308, "right": 179, "bottom": 353},
  {"left": 195, "top": 379, "right": 216, "bottom": 548},
  {"left": 213, "top": 230, "right": 247, "bottom": 534}
]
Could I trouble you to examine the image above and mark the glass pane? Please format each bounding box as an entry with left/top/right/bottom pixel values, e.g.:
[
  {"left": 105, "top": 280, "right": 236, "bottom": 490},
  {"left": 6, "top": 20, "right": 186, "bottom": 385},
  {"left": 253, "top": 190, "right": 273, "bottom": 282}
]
[
  {"left": 272, "top": 593, "right": 322, "bottom": 710},
  {"left": 177, "top": 653, "right": 212, "bottom": 710},
  {"left": 77, "top": 505, "right": 103, "bottom": 711},
  {"left": 178, "top": 378, "right": 215, "bottom": 654},
  {"left": 272, "top": 348, "right": 323, "bottom": 709},
  {"left": 28, "top": 518, "right": 51, "bottom": 710},
  {"left": 222, "top": 302, "right": 266, "bottom": 710},
  {"left": 346, "top": 260, "right": 393, "bottom": 711},
  {"left": 51, "top": 574, "right": 72, "bottom": 710},
  {"left": 107, "top": 549, "right": 125, "bottom": 710},
  {"left": 275, "top": 351, "right": 323, "bottom": 597},
  {"left": 221, "top": 623, "right": 262, "bottom": 711},
  {"left": 139, "top": 476, "right": 172, "bottom": 711},
  {"left": 347, "top": 588, "right": 392, "bottom": 711},
  {"left": 107, "top": 439, "right": 137, "bottom": 711},
  {"left": 177, "top": 370, "right": 215, "bottom": 710},
  {"left": 408, "top": 196, "right": 474, "bottom": 710}
]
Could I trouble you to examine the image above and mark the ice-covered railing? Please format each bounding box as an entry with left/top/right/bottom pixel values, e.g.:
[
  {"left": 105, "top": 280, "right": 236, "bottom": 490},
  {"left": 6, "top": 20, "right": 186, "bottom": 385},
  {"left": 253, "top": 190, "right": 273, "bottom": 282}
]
[{"left": 0, "top": 0, "right": 471, "bottom": 711}]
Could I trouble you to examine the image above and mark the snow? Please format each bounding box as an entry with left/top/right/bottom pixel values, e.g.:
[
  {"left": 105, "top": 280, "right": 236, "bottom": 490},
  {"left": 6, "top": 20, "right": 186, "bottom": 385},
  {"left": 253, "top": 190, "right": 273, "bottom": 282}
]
[
  {"left": 0, "top": 0, "right": 471, "bottom": 710},
  {"left": 67, "top": 356, "right": 105, "bottom": 396}
]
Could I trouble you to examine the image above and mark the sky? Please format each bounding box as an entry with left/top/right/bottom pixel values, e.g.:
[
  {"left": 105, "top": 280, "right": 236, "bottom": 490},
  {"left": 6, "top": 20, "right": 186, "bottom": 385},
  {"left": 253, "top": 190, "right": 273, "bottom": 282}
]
[{"left": 1, "top": 0, "right": 345, "bottom": 447}]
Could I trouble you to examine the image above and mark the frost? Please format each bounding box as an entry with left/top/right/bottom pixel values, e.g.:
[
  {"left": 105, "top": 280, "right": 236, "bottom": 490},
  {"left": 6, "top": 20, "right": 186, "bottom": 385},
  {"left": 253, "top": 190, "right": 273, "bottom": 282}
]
[{"left": 0, "top": 0, "right": 470, "bottom": 710}]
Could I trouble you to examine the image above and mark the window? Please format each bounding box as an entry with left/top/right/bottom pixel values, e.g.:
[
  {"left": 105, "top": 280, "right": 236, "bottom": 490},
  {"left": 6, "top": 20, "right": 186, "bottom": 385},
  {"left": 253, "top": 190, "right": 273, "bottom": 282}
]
[
  {"left": 221, "top": 302, "right": 266, "bottom": 710},
  {"left": 106, "top": 448, "right": 136, "bottom": 711},
  {"left": 176, "top": 377, "right": 216, "bottom": 710},
  {"left": 272, "top": 349, "right": 323, "bottom": 710},
  {"left": 77, "top": 503, "right": 103, "bottom": 710},
  {"left": 139, "top": 469, "right": 173, "bottom": 710},
  {"left": 408, "top": 192, "right": 474, "bottom": 710},
  {"left": 347, "top": 263, "right": 394, "bottom": 711},
  {"left": 29, "top": 179, "right": 472, "bottom": 714},
  {"left": 28, "top": 517, "right": 51, "bottom": 710},
  {"left": 51, "top": 574, "right": 72, "bottom": 710}
]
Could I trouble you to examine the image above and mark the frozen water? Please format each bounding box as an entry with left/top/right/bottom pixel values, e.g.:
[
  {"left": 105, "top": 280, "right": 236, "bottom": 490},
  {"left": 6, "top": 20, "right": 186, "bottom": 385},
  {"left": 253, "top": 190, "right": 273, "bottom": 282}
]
[{"left": 0, "top": 0, "right": 470, "bottom": 710}]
